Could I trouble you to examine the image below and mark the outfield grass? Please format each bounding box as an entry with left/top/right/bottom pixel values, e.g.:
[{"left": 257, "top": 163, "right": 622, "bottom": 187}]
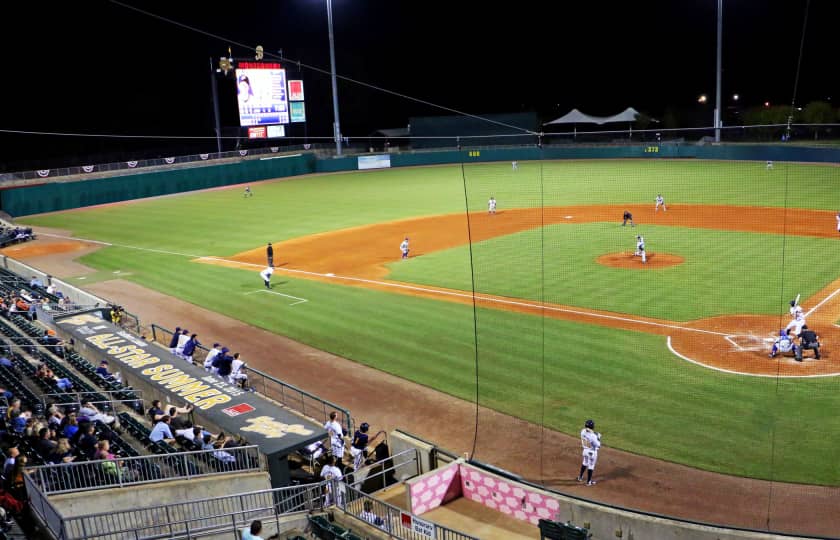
[
  {"left": 387, "top": 223, "right": 840, "bottom": 320},
  {"left": 21, "top": 160, "right": 840, "bottom": 484}
]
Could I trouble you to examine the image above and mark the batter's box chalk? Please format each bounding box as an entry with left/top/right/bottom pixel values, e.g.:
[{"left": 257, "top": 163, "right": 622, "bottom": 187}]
[{"left": 725, "top": 334, "right": 769, "bottom": 352}]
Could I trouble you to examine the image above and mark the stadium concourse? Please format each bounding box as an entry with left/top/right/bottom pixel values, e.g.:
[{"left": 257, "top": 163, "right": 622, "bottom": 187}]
[{"left": 7, "top": 225, "right": 840, "bottom": 539}]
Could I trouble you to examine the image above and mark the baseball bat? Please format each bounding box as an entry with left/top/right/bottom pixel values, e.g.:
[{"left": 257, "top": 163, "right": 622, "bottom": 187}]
[{"left": 795, "top": 293, "right": 800, "bottom": 307}]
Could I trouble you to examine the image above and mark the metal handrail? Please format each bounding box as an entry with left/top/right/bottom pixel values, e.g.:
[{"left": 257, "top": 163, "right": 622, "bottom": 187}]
[
  {"left": 348, "top": 448, "right": 421, "bottom": 491},
  {"left": 150, "top": 323, "right": 353, "bottom": 435},
  {"left": 26, "top": 445, "right": 264, "bottom": 495}
]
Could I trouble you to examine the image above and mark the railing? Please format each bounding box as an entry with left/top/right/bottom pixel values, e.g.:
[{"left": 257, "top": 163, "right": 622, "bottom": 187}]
[
  {"left": 348, "top": 448, "right": 421, "bottom": 492},
  {"left": 25, "top": 473, "right": 70, "bottom": 540},
  {"left": 26, "top": 445, "right": 263, "bottom": 495},
  {"left": 40, "top": 390, "right": 143, "bottom": 413},
  {"left": 338, "top": 482, "right": 479, "bottom": 540},
  {"left": 150, "top": 323, "right": 353, "bottom": 435},
  {"left": 60, "top": 482, "right": 325, "bottom": 540}
]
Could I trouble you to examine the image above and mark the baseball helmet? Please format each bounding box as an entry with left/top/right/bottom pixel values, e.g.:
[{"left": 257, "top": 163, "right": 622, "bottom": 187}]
[
  {"left": 790, "top": 300, "right": 796, "bottom": 307},
  {"left": 780, "top": 329, "right": 787, "bottom": 337},
  {"left": 360, "top": 422, "right": 370, "bottom": 432},
  {"left": 585, "top": 419, "right": 595, "bottom": 429}
]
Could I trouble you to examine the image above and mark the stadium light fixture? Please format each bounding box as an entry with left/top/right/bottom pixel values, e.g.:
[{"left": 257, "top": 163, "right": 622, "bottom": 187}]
[
  {"left": 698, "top": 94, "right": 708, "bottom": 104},
  {"left": 325, "top": 0, "right": 343, "bottom": 156},
  {"left": 732, "top": 94, "right": 739, "bottom": 101}
]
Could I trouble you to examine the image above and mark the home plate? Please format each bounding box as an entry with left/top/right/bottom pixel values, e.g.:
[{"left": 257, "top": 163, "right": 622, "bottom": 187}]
[
  {"left": 564, "top": 215, "right": 573, "bottom": 219},
  {"left": 326, "top": 273, "right": 335, "bottom": 277}
]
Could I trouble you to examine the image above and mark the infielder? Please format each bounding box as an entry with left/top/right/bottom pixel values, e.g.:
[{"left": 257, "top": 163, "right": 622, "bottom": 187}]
[
  {"left": 835, "top": 211, "right": 839, "bottom": 234},
  {"left": 622, "top": 210, "right": 635, "bottom": 227},
  {"left": 259, "top": 266, "right": 274, "bottom": 289},
  {"left": 400, "top": 237, "right": 410, "bottom": 259},
  {"left": 577, "top": 419, "right": 601, "bottom": 486},
  {"left": 655, "top": 194, "right": 667, "bottom": 212},
  {"left": 488, "top": 196, "right": 497, "bottom": 215},
  {"left": 634, "top": 235, "right": 647, "bottom": 264}
]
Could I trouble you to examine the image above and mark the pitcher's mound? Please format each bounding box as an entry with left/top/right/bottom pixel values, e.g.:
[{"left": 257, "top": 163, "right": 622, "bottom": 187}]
[{"left": 596, "top": 252, "right": 684, "bottom": 269}]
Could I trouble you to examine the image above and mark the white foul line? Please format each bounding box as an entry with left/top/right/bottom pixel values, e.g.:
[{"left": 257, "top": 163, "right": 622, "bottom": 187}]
[
  {"left": 37, "top": 231, "right": 830, "bottom": 340},
  {"left": 667, "top": 336, "right": 840, "bottom": 378},
  {"left": 805, "top": 287, "right": 840, "bottom": 317},
  {"left": 245, "top": 290, "right": 308, "bottom": 306}
]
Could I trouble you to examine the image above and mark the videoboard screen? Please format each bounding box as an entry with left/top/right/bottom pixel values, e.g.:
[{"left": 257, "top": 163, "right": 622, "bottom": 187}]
[{"left": 236, "top": 62, "right": 289, "bottom": 127}]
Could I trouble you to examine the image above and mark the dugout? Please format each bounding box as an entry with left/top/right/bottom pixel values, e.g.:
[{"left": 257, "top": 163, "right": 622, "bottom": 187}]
[{"left": 51, "top": 310, "right": 327, "bottom": 489}]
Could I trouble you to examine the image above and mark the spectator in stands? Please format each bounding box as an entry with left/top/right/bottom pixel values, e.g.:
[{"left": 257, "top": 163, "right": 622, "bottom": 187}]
[
  {"left": 62, "top": 414, "right": 80, "bottom": 439},
  {"left": 77, "top": 423, "right": 98, "bottom": 458},
  {"left": 175, "top": 329, "right": 191, "bottom": 359},
  {"left": 204, "top": 343, "right": 222, "bottom": 372},
  {"left": 2, "top": 447, "right": 19, "bottom": 479},
  {"left": 147, "top": 400, "right": 165, "bottom": 422},
  {"left": 149, "top": 415, "right": 175, "bottom": 444},
  {"left": 28, "top": 299, "right": 38, "bottom": 321},
  {"left": 93, "top": 439, "right": 115, "bottom": 461},
  {"left": 228, "top": 353, "right": 249, "bottom": 388},
  {"left": 241, "top": 519, "right": 279, "bottom": 540},
  {"left": 41, "top": 330, "right": 65, "bottom": 357},
  {"left": 37, "top": 427, "right": 57, "bottom": 457},
  {"left": 6, "top": 400, "right": 28, "bottom": 423},
  {"left": 168, "top": 327, "right": 182, "bottom": 355},
  {"left": 47, "top": 438, "right": 76, "bottom": 464},
  {"left": 29, "top": 276, "right": 43, "bottom": 289},
  {"left": 359, "top": 500, "right": 386, "bottom": 528},
  {"left": 46, "top": 405, "right": 64, "bottom": 429},
  {"left": 3, "top": 455, "right": 26, "bottom": 500},
  {"left": 46, "top": 282, "right": 56, "bottom": 296},
  {"left": 13, "top": 297, "right": 30, "bottom": 320},
  {"left": 168, "top": 405, "right": 194, "bottom": 431},
  {"left": 0, "top": 356, "right": 12, "bottom": 369},
  {"left": 79, "top": 401, "right": 115, "bottom": 425},
  {"left": 181, "top": 333, "right": 199, "bottom": 364},
  {"left": 36, "top": 364, "right": 73, "bottom": 391},
  {"left": 94, "top": 360, "right": 120, "bottom": 383}
]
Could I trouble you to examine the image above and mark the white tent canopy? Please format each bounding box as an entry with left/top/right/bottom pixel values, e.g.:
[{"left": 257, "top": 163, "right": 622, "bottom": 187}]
[{"left": 545, "top": 107, "right": 640, "bottom": 125}]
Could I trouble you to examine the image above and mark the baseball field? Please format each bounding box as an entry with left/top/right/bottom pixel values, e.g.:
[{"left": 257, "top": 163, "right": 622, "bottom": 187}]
[{"left": 19, "top": 159, "right": 840, "bottom": 486}]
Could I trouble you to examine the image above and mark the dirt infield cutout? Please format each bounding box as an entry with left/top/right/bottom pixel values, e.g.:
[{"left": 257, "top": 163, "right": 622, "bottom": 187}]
[{"left": 596, "top": 252, "right": 684, "bottom": 269}]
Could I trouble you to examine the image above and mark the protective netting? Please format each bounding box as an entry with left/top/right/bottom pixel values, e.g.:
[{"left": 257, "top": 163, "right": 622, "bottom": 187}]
[{"left": 438, "top": 139, "right": 840, "bottom": 536}]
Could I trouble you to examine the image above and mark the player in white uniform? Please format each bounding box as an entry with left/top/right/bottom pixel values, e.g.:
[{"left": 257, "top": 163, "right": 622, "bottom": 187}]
[
  {"left": 785, "top": 300, "right": 806, "bottom": 336},
  {"left": 324, "top": 411, "right": 345, "bottom": 466},
  {"left": 259, "top": 266, "right": 274, "bottom": 289},
  {"left": 244, "top": 185, "right": 253, "bottom": 197},
  {"left": 488, "top": 197, "right": 497, "bottom": 215},
  {"left": 512, "top": 161, "right": 518, "bottom": 170},
  {"left": 766, "top": 160, "right": 774, "bottom": 170},
  {"left": 655, "top": 194, "right": 667, "bottom": 212},
  {"left": 634, "top": 235, "right": 647, "bottom": 264},
  {"left": 577, "top": 419, "right": 601, "bottom": 486},
  {"left": 835, "top": 211, "right": 840, "bottom": 234},
  {"left": 319, "top": 456, "right": 344, "bottom": 506},
  {"left": 400, "top": 237, "right": 410, "bottom": 259}
]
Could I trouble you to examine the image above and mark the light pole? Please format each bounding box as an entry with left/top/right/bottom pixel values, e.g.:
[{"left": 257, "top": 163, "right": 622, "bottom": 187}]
[
  {"left": 714, "top": 0, "right": 723, "bottom": 142},
  {"left": 326, "top": 0, "right": 343, "bottom": 156}
]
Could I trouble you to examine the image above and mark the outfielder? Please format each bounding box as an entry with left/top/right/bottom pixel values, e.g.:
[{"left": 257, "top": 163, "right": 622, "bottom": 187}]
[
  {"left": 634, "top": 235, "right": 647, "bottom": 264},
  {"left": 400, "top": 237, "right": 410, "bottom": 259},
  {"left": 655, "top": 194, "right": 667, "bottom": 212},
  {"left": 766, "top": 160, "right": 774, "bottom": 170},
  {"left": 488, "top": 196, "right": 497, "bottom": 215},
  {"left": 512, "top": 161, "right": 518, "bottom": 170},
  {"left": 577, "top": 419, "right": 601, "bottom": 486}
]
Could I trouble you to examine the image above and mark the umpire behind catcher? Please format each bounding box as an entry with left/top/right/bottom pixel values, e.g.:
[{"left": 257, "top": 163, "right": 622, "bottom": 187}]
[{"left": 796, "top": 325, "right": 821, "bottom": 360}]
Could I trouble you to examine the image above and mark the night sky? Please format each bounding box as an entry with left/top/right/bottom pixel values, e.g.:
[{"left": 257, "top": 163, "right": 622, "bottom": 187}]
[{"left": 2, "top": 0, "right": 837, "bottom": 168}]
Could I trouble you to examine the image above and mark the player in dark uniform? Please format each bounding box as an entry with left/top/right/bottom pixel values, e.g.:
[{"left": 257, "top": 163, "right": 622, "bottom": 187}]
[{"left": 622, "top": 210, "right": 635, "bottom": 227}]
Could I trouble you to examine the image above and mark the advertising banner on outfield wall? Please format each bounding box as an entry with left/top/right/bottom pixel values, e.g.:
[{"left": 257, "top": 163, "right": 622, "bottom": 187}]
[{"left": 52, "top": 312, "right": 326, "bottom": 462}]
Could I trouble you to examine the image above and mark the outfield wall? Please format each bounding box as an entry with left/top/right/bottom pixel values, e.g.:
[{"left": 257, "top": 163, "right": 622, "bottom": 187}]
[{"left": 2, "top": 145, "right": 838, "bottom": 217}]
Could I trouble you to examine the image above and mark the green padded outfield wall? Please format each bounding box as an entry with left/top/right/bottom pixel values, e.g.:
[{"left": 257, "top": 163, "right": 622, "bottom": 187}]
[
  {"left": 3, "top": 145, "right": 838, "bottom": 217},
  {"left": 1, "top": 154, "right": 315, "bottom": 217}
]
